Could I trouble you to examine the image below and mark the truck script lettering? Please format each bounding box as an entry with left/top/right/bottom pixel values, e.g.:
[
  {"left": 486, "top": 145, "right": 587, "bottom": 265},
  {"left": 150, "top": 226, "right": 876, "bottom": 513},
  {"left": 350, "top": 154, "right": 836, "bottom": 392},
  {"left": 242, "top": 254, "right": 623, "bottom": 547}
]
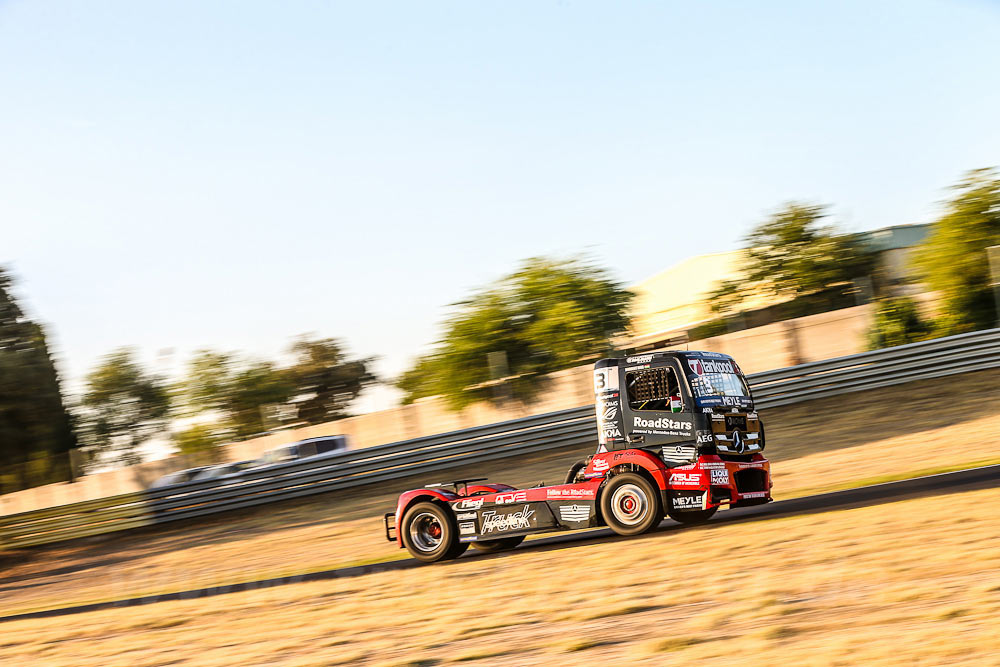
[{"left": 480, "top": 506, "right": 535, "bottom": 533}]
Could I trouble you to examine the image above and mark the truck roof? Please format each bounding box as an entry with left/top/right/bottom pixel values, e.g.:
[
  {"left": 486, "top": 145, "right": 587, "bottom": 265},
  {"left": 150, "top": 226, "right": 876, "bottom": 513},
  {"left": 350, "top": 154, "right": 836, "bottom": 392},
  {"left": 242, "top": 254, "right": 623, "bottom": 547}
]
[{"left": 595, "top": 349, "right": 735, "bottom": 369}]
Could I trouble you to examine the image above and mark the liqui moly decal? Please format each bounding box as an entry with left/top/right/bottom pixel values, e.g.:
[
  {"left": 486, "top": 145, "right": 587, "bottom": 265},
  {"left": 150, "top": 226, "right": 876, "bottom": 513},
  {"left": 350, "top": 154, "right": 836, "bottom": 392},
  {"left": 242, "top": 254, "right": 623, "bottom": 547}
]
[{"left": 480, "top": 506, "right": 535, "bottom": 533}]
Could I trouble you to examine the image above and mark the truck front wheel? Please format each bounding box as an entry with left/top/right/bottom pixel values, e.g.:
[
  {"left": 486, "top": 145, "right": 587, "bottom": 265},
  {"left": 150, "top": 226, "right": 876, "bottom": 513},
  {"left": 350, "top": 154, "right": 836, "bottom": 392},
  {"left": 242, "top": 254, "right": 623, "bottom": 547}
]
[
  {"left": 401, "top": 502, "right": 468, "bottom": 563},
  {"left": 600, "top": 473, "right": 662, "bottom": 536}
]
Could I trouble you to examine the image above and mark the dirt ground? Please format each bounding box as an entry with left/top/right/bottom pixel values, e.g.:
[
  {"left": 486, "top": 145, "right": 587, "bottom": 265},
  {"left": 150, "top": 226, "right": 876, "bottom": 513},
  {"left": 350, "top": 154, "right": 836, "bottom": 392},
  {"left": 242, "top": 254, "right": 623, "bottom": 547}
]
[
  {"left": 1, "top": 369, "right": 998, "bottom": 618},
  {"left": 2, "top": 486, "right": 998, "bottom": 666}
]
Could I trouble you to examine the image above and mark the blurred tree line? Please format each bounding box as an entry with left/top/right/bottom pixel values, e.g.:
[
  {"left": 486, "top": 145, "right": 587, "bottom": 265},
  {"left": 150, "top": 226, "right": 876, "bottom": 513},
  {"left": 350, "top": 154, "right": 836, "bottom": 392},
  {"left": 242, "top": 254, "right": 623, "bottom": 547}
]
[
  {"left": 2, "top": 168, "right": 997, "bottom": 490},
  {"left": 706, "top": 168, "right": 1000, "bottom": 349},
  {"left": 0, "top": 269, "right": 77, "bottom": 494},
  {"left": 397, "top": 257, "right": 633, "bottom": 408}
]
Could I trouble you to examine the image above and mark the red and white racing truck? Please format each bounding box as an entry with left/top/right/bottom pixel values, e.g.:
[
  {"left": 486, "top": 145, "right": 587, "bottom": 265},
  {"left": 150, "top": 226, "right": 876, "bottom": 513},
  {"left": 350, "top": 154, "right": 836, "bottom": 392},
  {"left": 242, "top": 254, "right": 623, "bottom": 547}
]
[{"left": 384, "top": 350, "right": 772, "bottom": 562}]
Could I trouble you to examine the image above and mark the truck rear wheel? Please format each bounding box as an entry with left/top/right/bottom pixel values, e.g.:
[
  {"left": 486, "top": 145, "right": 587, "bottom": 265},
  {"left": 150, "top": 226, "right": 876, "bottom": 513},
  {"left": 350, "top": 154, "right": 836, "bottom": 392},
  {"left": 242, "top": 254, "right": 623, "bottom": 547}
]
[
  {"left": 668, "top": 507, "right": 718, "bottom": 525},
  {"left": 401, "top": 502, "right": 468, "bottom": 563},
  {"left": 470, "top": 536, "right": 525, "bottom": 553},
  {"left": 600, "top": 473, "right": 662, "bottom": 536}
]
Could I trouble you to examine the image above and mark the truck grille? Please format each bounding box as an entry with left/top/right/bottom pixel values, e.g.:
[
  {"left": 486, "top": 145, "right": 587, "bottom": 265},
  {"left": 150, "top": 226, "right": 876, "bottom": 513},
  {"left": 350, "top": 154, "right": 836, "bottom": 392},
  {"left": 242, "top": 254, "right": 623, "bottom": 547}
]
[{"left": 734, "top": 469, "right": 768, "bottom": 494}]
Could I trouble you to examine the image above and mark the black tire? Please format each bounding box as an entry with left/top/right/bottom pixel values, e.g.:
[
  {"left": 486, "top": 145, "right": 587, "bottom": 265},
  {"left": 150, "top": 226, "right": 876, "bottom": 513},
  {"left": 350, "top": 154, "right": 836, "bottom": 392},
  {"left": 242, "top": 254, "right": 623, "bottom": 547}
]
[
  {"left": 470, "top": 535, "right": 525, "bottom": 553},
  {"left": 564, "top": 459, "right": 587, "bottom": 485},
  {"left": 667, "top": 507, "right": 718, "bottom": 525},
  {"left": 600, "top": 473, "right": 662, "bottom": 536},
  {"left": 400, "top": 501, "right": 467, "bottom": 563}
]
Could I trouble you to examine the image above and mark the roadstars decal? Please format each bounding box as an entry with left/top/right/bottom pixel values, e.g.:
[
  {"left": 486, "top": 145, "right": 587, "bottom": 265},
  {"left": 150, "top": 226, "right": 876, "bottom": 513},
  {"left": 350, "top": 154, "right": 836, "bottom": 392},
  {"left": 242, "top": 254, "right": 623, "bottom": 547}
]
[{"left": 480, "top": 506, "right": 535, "bottom": 533}]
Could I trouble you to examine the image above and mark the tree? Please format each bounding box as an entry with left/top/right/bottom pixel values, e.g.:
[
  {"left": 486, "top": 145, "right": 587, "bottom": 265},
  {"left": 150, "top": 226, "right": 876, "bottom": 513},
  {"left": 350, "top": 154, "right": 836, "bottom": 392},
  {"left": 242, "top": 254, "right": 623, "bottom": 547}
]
[
  {"left": 177, "top": 338, "right": 375, "bottom": 438},
  {"left": 397, "top": 257, "right": 633, "bottom": 409},
  {"left": 177, "top": 351, "right": 293, "bottom": 439},
  {"left": 173, "top": 424, "right": 226, "bottom": 466},
  {"left": 287, "top": 336, "right": 376, "bottom": 424},
  {"left": 78, "top": 348, "right": 170, "bottom": 467},
  {"left": 709, "top": 203, "right": 875, "bottom": 316},
  {"left": 867, "top": 297, "right": 933, "bottom": 350},
  {"left": 0, "top": 268, "right": 77, "bottom": 492},
  {"left": 913, "top": 168, "right": 1000, "bottom": 334}
]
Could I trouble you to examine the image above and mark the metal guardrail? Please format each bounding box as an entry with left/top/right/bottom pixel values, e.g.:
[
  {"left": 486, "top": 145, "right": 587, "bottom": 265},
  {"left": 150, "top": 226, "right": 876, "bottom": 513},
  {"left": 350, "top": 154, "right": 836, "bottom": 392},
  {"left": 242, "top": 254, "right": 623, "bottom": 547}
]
[{"left": 2, "top": 328, "right": 998, "bottom": 550}]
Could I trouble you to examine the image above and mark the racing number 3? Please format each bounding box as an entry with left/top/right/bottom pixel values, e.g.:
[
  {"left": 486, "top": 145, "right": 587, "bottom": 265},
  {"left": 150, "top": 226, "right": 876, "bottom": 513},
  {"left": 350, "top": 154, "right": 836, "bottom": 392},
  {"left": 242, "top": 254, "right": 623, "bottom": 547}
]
[{"left": 594, "top": 368, "right": 618, "bottom": 392}]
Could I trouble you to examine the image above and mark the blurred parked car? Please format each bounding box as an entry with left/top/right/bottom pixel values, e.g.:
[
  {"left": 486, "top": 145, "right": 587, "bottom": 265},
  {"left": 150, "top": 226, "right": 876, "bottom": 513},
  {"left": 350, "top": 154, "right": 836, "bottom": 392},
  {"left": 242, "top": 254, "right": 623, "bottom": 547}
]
[
  {"left": 189, "top": 460, "right": 256, "bottom": 482},
  {"left": 257, "top": 435, "right": 350, "bottom": 466},
  {"left": 149, "top": 466, "right": 214, "bottom": 489}
]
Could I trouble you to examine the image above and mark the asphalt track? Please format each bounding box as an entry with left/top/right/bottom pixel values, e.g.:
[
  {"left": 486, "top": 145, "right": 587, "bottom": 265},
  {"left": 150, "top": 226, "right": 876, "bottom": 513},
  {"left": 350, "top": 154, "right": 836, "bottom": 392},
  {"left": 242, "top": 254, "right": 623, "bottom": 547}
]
[{"left": 2, "top": 464, "right": 997, "bottom": 624}]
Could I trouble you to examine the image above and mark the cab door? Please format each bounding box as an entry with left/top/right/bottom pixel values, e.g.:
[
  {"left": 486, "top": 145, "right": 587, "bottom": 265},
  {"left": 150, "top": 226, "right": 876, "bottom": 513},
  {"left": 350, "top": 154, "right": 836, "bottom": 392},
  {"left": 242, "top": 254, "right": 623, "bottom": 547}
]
[{"left": 621, "top": 360, "right": 698, "bottom": 459}]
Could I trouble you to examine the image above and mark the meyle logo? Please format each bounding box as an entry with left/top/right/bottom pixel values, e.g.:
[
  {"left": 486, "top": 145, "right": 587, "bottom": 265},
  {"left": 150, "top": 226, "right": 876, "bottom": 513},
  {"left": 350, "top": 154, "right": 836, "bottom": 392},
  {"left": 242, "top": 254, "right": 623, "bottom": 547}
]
[
  {"left": 688, "top": 359, "right": 735, "bottom": 375},
  {"left": 633, "top": 417, "right": 693, "bottom": 431}
]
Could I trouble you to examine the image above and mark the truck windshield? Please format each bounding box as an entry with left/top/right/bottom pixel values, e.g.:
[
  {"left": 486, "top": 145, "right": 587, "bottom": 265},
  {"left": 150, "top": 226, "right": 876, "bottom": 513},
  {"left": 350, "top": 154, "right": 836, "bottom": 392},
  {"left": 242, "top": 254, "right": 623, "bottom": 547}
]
[{"left": 689, "top": 372, "right": 749, "bottom": 399}]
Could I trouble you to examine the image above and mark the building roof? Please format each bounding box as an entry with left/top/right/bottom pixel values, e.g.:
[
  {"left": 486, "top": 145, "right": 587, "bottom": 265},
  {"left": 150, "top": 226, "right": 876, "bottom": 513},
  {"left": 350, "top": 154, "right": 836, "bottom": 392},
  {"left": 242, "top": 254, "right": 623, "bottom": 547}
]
[{"left": 857, "top": 223, "right": 930, "bottom": 253}]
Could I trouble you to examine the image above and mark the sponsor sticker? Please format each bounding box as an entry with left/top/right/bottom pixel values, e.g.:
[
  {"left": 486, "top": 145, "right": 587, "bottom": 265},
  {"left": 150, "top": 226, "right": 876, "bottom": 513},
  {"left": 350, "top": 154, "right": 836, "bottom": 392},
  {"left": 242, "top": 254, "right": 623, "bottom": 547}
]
[
  {"left": 696, "top": 433, "right": 714, "bottom": 444},
  {"left": 626, "top": 354, "right": 654, "bottom": 364},
  {"left": 710, "top": 469, "right": 729, "bottom": 485},
  {"left": 687, "top": 359, "right": 736, "bottom": 376},
  {"left": 672, "top": 494, "right": 703, "bottom": 510},
  {"left": 456, "top": 511, "right": 477, "bottom": 520},
  {"left": 481, "top": 505, "right": 535, "bottom": 533},
  {"left": 458, "top": 498, "right": 483, "bottom": 510},
  {"left": 669, "top": 472, "right": 701, "bottom": 486},
  {"left": 547, "top": 488, "right": 596, "bottom": 498},
  {"left": 495, "top": 491, "right": 528, "bottom": 504},
  {"left": 459, "top": 521, "right": 476, "bottom": 535},
  {"left": 591, "top": 458, "right": 610, "bottom": 472},
  {"left": 559, "top": 504, "right": 590, "bottom": 522},
  {"left": 633, "top": 416, "right": 693, "bottom": 431},
  {"left": 741, "top": 491, "right": 767, "bottom": 499}
]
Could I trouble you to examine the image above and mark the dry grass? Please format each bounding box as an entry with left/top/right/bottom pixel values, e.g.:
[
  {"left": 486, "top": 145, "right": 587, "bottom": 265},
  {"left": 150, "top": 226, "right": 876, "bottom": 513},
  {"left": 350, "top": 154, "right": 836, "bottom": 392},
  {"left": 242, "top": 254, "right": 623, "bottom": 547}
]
[
  {"left": 1, "top": 369, "right": 998, "bottom": 618},
  {"left": 1, "top": 487, "right": 998, "bottom": 665}
]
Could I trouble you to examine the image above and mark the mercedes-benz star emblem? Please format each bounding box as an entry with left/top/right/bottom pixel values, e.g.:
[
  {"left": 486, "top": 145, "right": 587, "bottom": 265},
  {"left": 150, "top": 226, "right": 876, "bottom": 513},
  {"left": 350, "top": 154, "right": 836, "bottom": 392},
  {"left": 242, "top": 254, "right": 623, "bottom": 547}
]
[{"left": 732, "top": 429, "right": 746, "bottom": 454}]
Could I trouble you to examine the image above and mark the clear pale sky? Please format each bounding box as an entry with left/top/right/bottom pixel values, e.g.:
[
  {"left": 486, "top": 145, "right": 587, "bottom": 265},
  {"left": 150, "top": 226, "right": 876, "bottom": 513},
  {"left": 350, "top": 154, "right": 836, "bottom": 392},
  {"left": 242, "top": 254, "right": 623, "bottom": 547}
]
[{"left": 2, "top": 0, "right": 999, "bottom": 411}]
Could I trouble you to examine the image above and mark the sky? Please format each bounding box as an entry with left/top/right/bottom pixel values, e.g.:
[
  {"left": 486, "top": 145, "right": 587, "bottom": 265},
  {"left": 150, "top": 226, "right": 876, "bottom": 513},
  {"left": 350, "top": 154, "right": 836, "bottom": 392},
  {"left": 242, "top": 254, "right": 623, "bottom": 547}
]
[{"left": 2, "top": 0, "right": 999, "bottom": 412}]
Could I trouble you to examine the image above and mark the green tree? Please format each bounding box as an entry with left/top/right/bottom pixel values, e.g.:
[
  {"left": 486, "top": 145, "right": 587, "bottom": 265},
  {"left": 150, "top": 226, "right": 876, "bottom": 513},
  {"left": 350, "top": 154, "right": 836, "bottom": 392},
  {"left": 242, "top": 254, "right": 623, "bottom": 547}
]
[
  {"left": 913, "top": 168, "right": 1000, "bottom": 334},
  {"left": 0, "top": 268, "right": 77, "bottom": 492},
  {"left": 178, "top": 351, "right": 293, "bottom": 439},
  {"left": 177, "top": 338, "right": 375, "bottom": 438},
  {"left": 398, "top": 257, "right": 633, "bottom": 409},
  {"left": 710, "top": 203, "right": 875, "bottom": 316},
  {"left": 287, "top": 336, "right": 376, "bottom": 425},
  {"left": 78, "top": 348, "right": 170, "bottom": 467},
  {"left": 867, "top": 297, "right": 933, "bottom": 350},
  {"left": 173, "top": 424, "right": 226, "bottom": 466}
]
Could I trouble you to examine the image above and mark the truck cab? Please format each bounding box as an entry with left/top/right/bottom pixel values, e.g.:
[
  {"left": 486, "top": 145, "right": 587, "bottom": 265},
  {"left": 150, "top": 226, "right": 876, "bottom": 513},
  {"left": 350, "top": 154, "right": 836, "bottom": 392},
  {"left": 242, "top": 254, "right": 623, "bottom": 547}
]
[{"left": 594, "top": 350, "right": 763, "bottom": 463}]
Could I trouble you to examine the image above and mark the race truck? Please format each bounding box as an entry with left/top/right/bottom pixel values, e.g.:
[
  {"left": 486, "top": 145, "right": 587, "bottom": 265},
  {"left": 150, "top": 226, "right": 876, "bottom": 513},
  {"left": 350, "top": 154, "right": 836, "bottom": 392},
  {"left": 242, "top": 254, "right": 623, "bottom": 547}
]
[{"left": 383, "top": 350, "right": 772, "bottom": 562}]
